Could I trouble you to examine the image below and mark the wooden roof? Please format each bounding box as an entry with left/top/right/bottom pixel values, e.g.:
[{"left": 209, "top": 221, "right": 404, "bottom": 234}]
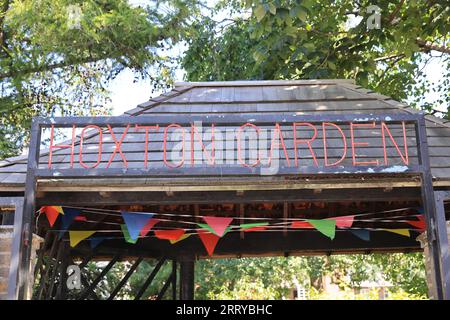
[{"left": 1, "top": 79, "right": 450, "bottom": 192}]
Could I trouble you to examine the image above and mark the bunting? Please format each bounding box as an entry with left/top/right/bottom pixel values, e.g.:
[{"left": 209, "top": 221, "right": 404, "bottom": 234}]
[
  {"left": 169, "top": 233, "right": 192, "bottom": 244},
  {"left": 383, "top": 229, "right": 410, "bottom": 237},
  {"left": 240, "top": 222, "right": 269, "bottom": 231},
  {"left": 89, "top": 236, "right": 110, "bottom": 249},
  {"left": 41, "top": 206, "right": 61, "bottom": 227},
  {"left": 58, "top": 207, "right": 81, "bottom": 239},
  {"left": 154, "top": 229, "right": 186, "bottom": 241},
  {"left": 198, "top": 230, "right": 220, "bottom": 256},
  {"left": 69, "top": 231, "right": 96, "bottom": 247},
  {"left": 306, "top": 219, "right": 336, "bottom": 240},
  {"left": 405, "top": 215, "right": 426, "bottom": 231},
  {"left": 121, "top": 212, "right": 155, "bottom": 241},
  {"left": 331, "top": 216, "right": 355, "bottom": 228},
  {"left": 121, "top": 224, "right": 138, "bottom": 244},
  {"left": 350, "top": 230, "right": 370, "bottom": 241},
  {"left": 141, "top": 219, "right": 160, "bottom": 237},
  {"left": 197, "top": 223, "right": 232, "bottom": 237},
  {"left": 291, "top": 221, "right": 314, "bottom": 229},
  {"left": 202, "top": 217, "right": 233, "bottom": 237}
]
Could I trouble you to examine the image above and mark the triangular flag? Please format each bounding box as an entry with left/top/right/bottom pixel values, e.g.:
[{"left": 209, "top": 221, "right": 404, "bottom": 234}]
[
  {"left": 121, "top": 224, "right": 138, "bottom": 244},
  {"left": 244, "top": 226, "right": 268, "bottom": 232},
  {"left": 198, "top": 230, "right": 220, "bottom": 256},
  {"left": 197, "top": 223, "right": 232, "bottom": 237},
  {"left": 169, "top": 233, "right": 192, "bottom": 244},
  {"left": 291, "top": 221, "right": 314, "bottom": 229},
  {"left": 240, "top": 222, "right": 269, "bottom": 230},
  {"left": 54, "top": 206, "right": 64, "bottom": 214},
  {"left": 330, "top": 215, "right": 355, "bottom": 228},
  {"left": 383, "top": 229, "right": 410, "bottom": 237},
  {"left": 41, "top": 206, "right": 60, "bottom": 227},
  {"left": 154, "top": 229, "right": 186, "bottom": 241},
  {"left": 140, "top": 218, "right": 160, "bottom": 237},
  {"left": 202, "top": 216, "right": 233, "bottom": 237},
  {"left": 306, "top": 219, "right": 336, "bottom": 240},
  {"left": 405, "top": 215, "right": 426, "bottom": 231},
  {"left": 58, "top": 207, "right": 82, "bottom": 239},
  {"left": 350, "top": 229, "right": 370, "bottom": 241},
  {"left": 90, "top": 236, "right": 109, "bottom": 249},
  {"left": 121, "top": 211, "right": 154, "bottom": 241},
  {"left": 69, "top": 231, "right": 96, "bottom": 247},
  {"left": 74, "top": 215, "right": 87, "bottom": 222}
]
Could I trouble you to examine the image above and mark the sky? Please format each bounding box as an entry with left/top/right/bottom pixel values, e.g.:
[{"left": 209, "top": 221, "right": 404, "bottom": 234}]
[{"left": 108, "top": 1, "right": 446, "bottom": 116}]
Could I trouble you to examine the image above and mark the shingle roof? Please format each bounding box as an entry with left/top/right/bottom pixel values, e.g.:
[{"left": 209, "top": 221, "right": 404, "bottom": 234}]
[{"left": 1, "top": 79, "right": 450, "bottom": 191}]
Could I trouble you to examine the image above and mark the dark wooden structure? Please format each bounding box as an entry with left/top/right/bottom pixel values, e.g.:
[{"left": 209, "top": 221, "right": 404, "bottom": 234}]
[{"left": 0, "top": 80, "right": 449, "bottom": 300}]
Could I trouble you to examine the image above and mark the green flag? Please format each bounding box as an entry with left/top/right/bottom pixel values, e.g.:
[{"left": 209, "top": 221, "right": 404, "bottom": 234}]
[
  {"left": 240, "top": 222, "right": 269, "bottom": 230},
  {"left": 121, "top": 224, "right": 138, "bottom": 244},
  {"left": 306, "top": 219, "right": 336, "bottom": 240},
  {"left": 197, "top": 223, "right": 232, "bottom": 237}
]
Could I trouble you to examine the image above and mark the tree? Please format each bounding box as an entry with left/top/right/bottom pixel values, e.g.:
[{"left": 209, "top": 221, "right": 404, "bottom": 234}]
[
  {"left": 0, "top": 0, "right": 200, "bottom": 158},
  {"left": 182, "top": 0, "right": 449, "bottom": 116}
]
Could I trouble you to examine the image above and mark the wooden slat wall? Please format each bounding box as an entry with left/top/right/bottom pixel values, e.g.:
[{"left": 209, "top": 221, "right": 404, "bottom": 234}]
[{"left": 1, "top": 82, "right": 450, "bottom": 186}]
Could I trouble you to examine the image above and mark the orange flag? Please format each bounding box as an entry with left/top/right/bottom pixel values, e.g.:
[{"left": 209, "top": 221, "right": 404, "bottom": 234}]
[
  {"left": 40, "top": 206, "right": 60, "bottom": 227},
  {"left": 291, "top": 221, "right": 314, "bottom": 229},
  {"left": 154, "top": 229, "right": 185, "bottom": 241},
  {"left": 198, "top": 230, "right": 220, "bottom": 256}
]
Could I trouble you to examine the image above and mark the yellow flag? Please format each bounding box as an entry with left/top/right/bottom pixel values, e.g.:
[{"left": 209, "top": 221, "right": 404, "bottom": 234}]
[
  {"left": 54, "top": 206, "right": 64, "bottom": 215},
  {"left": 69, "top": 231, "right": 96, "bottom": 247},
  {"left": 383, "top": 229, "right": 410, "bottom": 237},
  {"left": 169, "top": 233, "right": 191, "bottom": 244}
]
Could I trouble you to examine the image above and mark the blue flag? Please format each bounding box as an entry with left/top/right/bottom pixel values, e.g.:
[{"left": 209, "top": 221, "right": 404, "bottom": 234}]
[
  {"left": 58, "top": 207, "right": 81, "bottom": 239},
  {"left": 121, "top": 212, "right": 155, "bottom": 241},
  {"left": 90, "top": 236, "right": 109, "bottom": 249},
  {"left": 350, "top": 229, "right": 370, "bottom": 241}
]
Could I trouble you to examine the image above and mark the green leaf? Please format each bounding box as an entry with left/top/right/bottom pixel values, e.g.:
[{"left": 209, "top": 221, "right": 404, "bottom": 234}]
[
  {"left": 254, "top": 5, "right": 266, "bottom": 22},
  {"left": 268, "top": 3, "right": 277, "bottom": 15}
]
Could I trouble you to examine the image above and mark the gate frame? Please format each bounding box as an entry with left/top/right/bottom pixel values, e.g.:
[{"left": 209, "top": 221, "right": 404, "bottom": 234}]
[{"left": 15, "top": 112, "right": 450, "bottom": 299}]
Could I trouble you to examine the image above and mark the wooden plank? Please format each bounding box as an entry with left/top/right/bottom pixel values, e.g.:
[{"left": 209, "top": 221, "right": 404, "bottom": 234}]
[{"left": 36, "top": 188, "right": 422, "bottom": 206}]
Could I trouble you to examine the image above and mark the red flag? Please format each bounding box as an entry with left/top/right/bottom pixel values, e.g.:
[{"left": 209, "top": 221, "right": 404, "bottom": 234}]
[
  {"left": 243, "top": 226, "right": 268, "bottom": 232},
  {"left": 198, "top": 230, "right": 220, "bottom": 256},
  {"left": 74, "top": 215, "right": 87, "bottom": 222},
  {"left": 141, "top": 219, "right": 160, "bottom": 237},
  {"left": 41, "top": 206, "right": 60, "bottom": 227},
  {"left": 406, "top": 215, "right": 426, "bottom": 231},
  {"left": 202, "top": 216, "right": 233, "bottom": 237},
  {"left": 330, "top": 215, "right": 355, "bottom": 228},
  {"left": 154, "top": 229, "right": 185, "bottom": 241},
  {"left": 291, "top": 221, "right": 314, "bottom": 229}
]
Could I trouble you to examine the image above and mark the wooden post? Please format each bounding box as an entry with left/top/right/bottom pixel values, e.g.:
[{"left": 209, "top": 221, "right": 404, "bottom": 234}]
[{"left": 179, "top": 255, "right": 195, "bottom": 300}]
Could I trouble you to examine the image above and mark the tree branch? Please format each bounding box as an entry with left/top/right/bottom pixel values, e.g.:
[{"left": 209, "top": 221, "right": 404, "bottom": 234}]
[{"left": 416, "top": 38, "right": 450, "bottom": 55}]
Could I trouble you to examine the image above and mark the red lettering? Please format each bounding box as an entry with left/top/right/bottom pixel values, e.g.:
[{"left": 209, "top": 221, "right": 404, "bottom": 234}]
[
  {"left": 237, "top": 123, "right": 260, "bottom": 167},
  {"left": 293, "top": 122, "right": 318, "bottom": 166},
  {"left": 381, "top": 121, "right": 409, "bottom": 165},
  {"left": 106, "top": 125, "right": 130, "bottom": 168},
  {"left": 268, "top": 123, "right": 290, "bottom": 166},
  {"left": 135, "top": 124, "right": 159, "bottom": 168},
  {"left": 79, "top": 125, "right": 102, "bottom": 169},
  {"left": 322, "top": 122, "right": 347, "bottom": 166},
  {"left": 350, "top": 122, "right": 379, "bottom": 166},
  {"left": 48, "top": 124, "right": 76, "bottom": 168},
  {"left": 163, "top": 124, "right": 185, "bottom": 168},
  {"left": 190, "top": 123, "right": 215, "bottom": 166}
]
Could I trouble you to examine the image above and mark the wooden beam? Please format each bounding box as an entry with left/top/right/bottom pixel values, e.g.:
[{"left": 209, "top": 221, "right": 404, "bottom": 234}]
[{"left": 37, "top": 188, "right": 421, "bottom": 206}]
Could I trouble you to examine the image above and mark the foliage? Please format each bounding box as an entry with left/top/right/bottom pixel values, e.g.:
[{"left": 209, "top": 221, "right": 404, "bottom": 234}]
[
  {"left": 0, "top": 0, "right": 200, "bottom": 158},
  {"left": 193, "top": 253, "right": 428, "bottom": 300},
  {"left": 182, "top": 0, "right": 449, "bottom": 115}
]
